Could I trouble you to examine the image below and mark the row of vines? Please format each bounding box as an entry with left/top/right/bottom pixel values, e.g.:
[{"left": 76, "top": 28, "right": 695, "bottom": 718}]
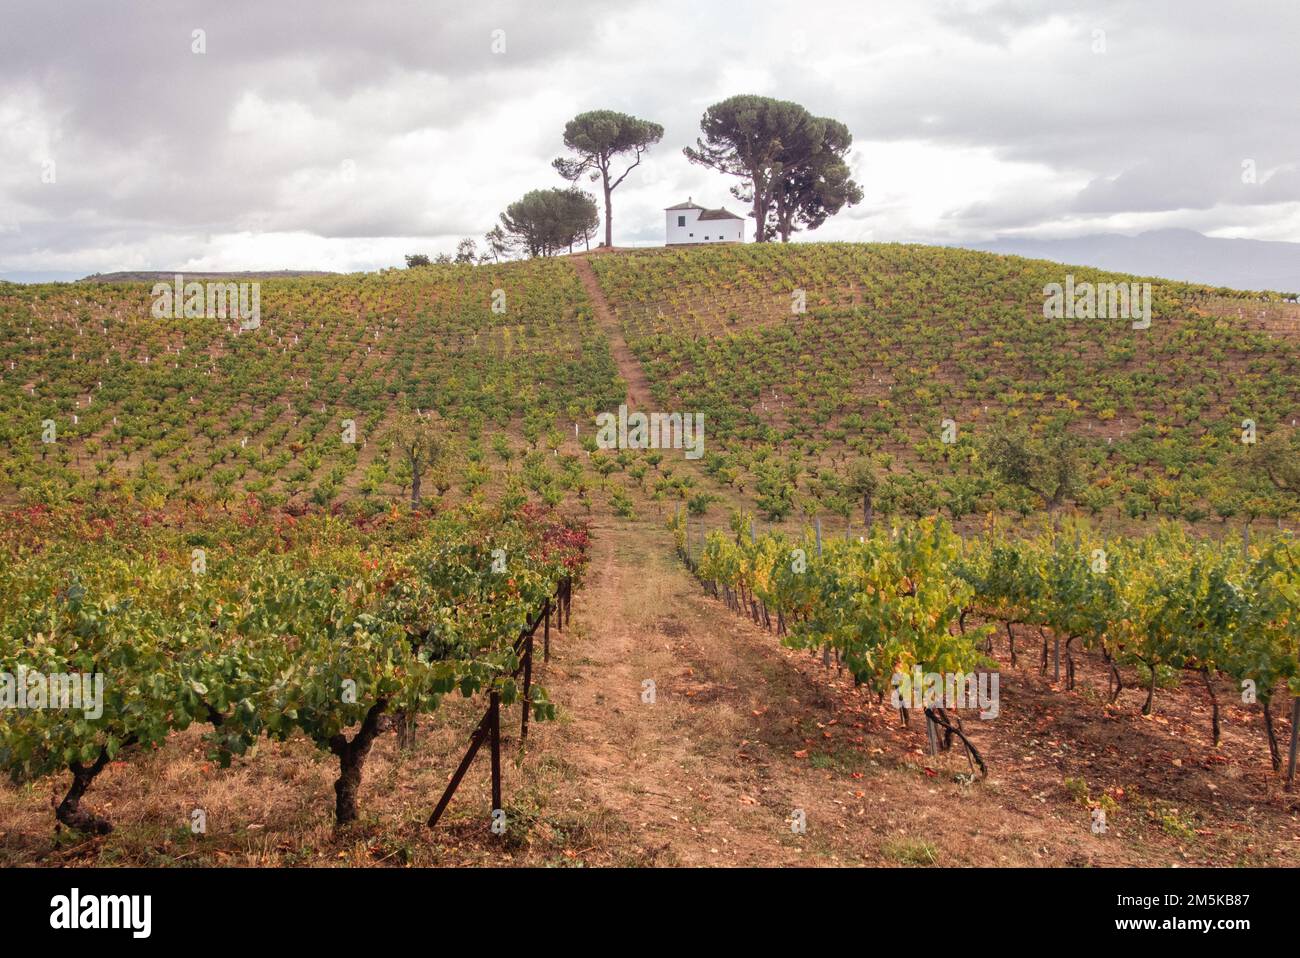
[
  {"left": 0, "top": 500, "right": 588, "bottom": 833},
  {"left": 672, "top": 510, "right": 1300, "bottom": 778}
]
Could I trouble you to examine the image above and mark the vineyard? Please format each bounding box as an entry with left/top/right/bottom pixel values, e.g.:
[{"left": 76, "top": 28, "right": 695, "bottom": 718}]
[
  {"left": 591, "top": 244, "right": 1300, "bottom": 529},
  {"left": 2, "top": 242, "right": 1299, "bottom": 868},
  {"left": 0, "top": 259, "right": 621, "bottom": 509},
  {"left": 0, "top": 501, "right": 587, "bottom": 838},
  {"left": 676, "top": 512, "right": 1300, "bottom": 782}
]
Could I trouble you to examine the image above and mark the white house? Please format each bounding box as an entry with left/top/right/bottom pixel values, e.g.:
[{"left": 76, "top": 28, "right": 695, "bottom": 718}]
[{"left": 665, "top": 198, "right": 744, "bottom": 245}]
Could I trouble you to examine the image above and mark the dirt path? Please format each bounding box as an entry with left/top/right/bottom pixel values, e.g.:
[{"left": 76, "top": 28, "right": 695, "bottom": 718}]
[
  {"left": 522, "top": 516, "right": 1300, "bottom": 867},
  {"left": 535, "top": 518, "right": 1065, "bottom": 866},
  {"left": 571, "top": 255, "right": 653, "bottom": 409},
  {"left": 535, "top": 517, "right": 1046, "bottom": 866}
]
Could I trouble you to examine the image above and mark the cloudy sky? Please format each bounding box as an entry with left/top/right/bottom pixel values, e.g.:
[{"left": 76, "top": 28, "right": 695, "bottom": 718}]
[{"left": 2, "top": 0, "right": 1298, "bottom": 279}]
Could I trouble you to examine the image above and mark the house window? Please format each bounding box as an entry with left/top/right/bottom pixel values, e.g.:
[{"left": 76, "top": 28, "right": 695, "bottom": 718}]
[
  {"left": 677, "top": 216, "right": 685, "bottom": 227},
  {"left": 689, "top": 233, "right": 693, "bottom": 237},
  {"left": 705, "top": 236, "right": 710, "bottom": 240}
]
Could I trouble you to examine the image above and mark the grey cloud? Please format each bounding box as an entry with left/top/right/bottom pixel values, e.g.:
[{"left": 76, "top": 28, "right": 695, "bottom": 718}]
[{"left": 2, "top": 0, "right": 1298, "bottom": 274}]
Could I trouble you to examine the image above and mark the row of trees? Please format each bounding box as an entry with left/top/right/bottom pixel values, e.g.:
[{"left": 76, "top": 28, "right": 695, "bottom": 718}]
[
  {"left": 406, "top": 95, "right": 862, "bottom": 266},
  {"left": 405, "top": 190, "right": 600, "bottom": 267}
]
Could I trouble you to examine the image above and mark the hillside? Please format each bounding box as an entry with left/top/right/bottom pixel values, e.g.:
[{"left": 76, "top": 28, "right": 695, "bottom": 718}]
[
  {"left": 588, "top": 243, "right": 1300, "bottom": 530},
  {"left": 3, "top": 243, "right": 1299, "bottom": 871},
  {"left": 0, "top": 260, "right": 620, "bottom": 509},
  {"left": 4, "top": 243, "right": 1297, "bottom": 528}
]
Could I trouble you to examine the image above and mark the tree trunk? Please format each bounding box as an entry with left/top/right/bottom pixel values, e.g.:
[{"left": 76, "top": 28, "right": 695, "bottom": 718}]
[
  {"left": 395, "top": 710, "right": 417, "bottom": 751},
  {"left": 602, "top": 180, "right": 613, "bottom": 248},
  {"left": 925, "top": 707, "right": 987, "bottom": 778},
  {"left": 751, "top": 176, "right": 767, "bottom": 243},
  {"left": 1102, "top": 645, "right": 1123, "bottom": 702},
  {"left": 774, "top": 186, "right": 793, "bottom": 242},
  {"left": 862, "top": 494, "right": 873, "bottom": 530},
  {"left": 329, "top": 700, "right": 389, "bottom": 825},
  {"left": 56, "top": 747, "right": 117, "bottom": 834},
  {"left": 1262, "top": 698, "right": 1282, "bottom": 772},
  {"left": 410, "top": 461, "right": 422, "bottom": 507},
  {"left": 1142, "top": 664, "right": 1157, "bottom": 716}
]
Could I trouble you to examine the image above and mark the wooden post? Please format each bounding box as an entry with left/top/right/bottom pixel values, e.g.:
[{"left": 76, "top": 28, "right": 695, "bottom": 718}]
[
  {"left": 815, "top": 517, "right": 823, "bottom": 557},
  {"left": 543, "top": 599, "right": 551, "bottom": 663},
  {"left": 489, "top": 691, "right": 502, "bottom": 816},
  {"left": 1287, "top": 699, "right": 1300, "bottom": 791},
  {"left": 427, "top": 709, "right": 493, "bottom": 828},
  {"left": 520, "top": 631, "right": 534, "bottom": 744}
]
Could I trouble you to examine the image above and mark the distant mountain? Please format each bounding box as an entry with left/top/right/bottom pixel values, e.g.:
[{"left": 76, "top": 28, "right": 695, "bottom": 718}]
[
  {"left": 78, "top": 269, "right": 337, "bottom": 283},
  {"left": 0, "top": 269, "right": 339, "bottom": 284},
  {"left": 962, "top": 229, "right": 1300, "bottom": 294}
]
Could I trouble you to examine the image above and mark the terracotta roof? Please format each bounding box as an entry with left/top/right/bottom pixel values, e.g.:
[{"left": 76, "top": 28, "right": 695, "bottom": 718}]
[
  {"left": 664, "top": 200, "right": 706, "bottom": 211},
  {"left": 697, "top": 207, "right": 743, "bottom": 221}
]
